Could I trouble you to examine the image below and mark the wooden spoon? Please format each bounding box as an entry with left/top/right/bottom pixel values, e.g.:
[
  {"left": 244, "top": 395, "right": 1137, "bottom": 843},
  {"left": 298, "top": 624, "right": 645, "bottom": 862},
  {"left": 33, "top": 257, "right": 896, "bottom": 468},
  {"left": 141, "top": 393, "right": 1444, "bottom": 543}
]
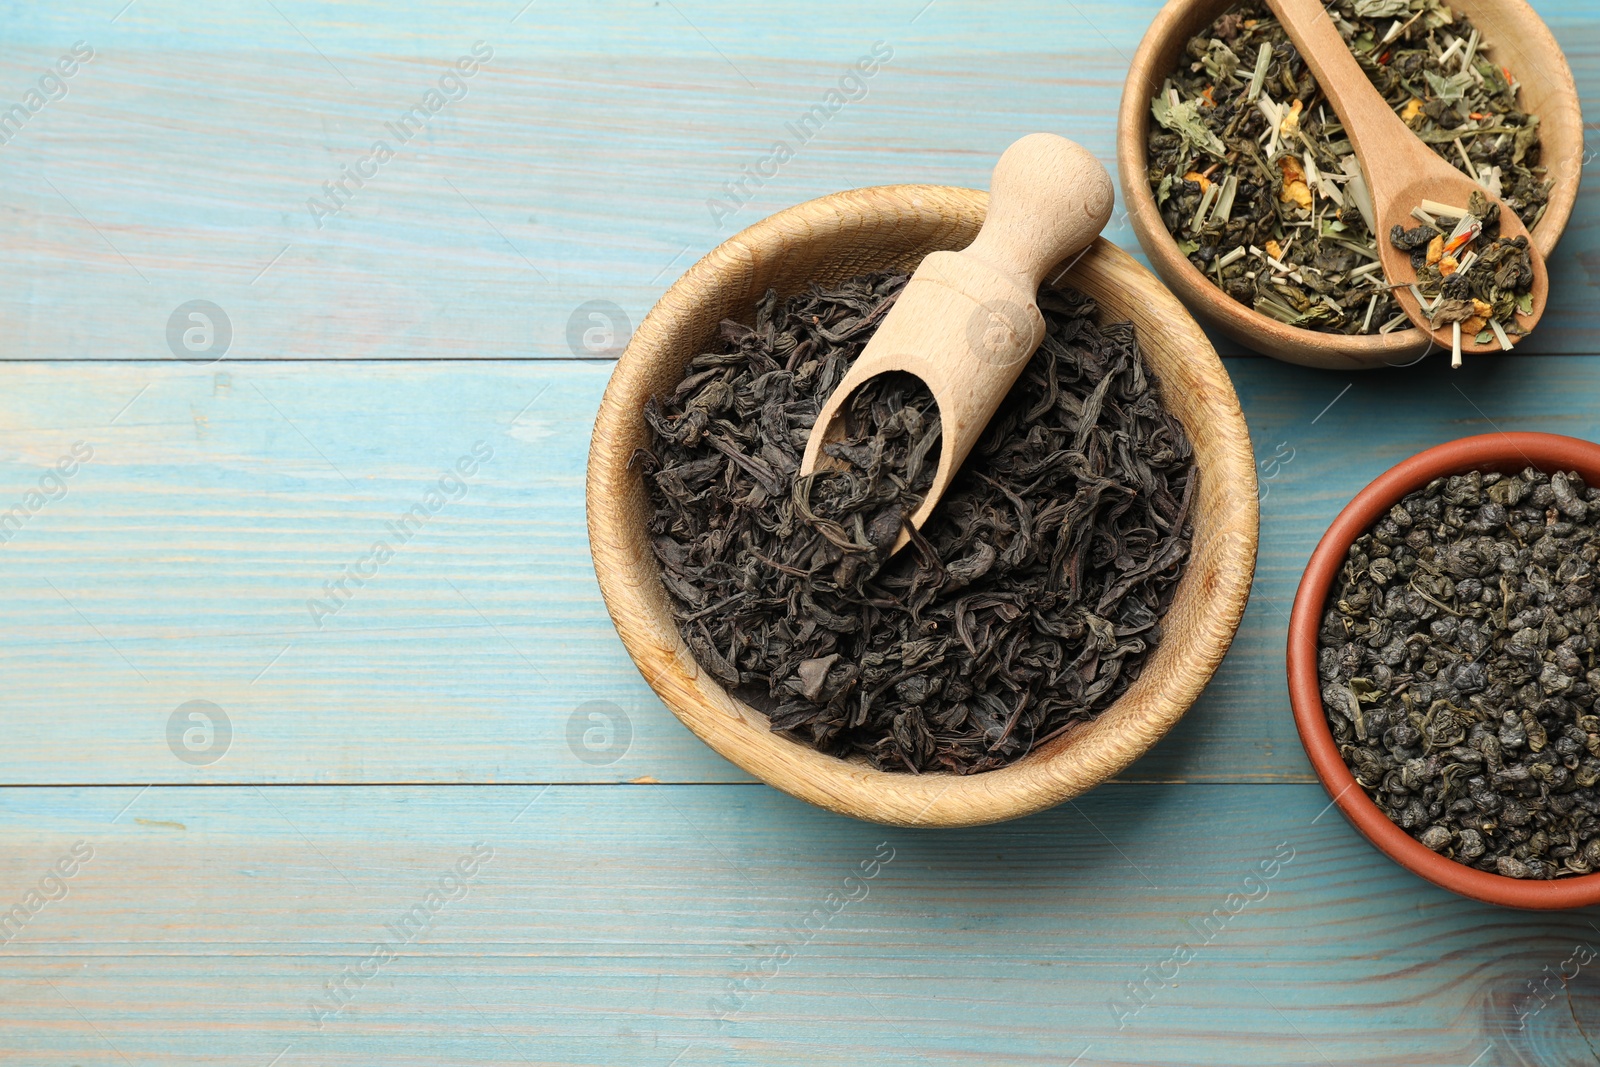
[
  {"left": 1266, "top": 0, "right": 1547, "bottom": 361},
  {"left": 798, "top": 133, "right": 1114, "bottom": 552}
]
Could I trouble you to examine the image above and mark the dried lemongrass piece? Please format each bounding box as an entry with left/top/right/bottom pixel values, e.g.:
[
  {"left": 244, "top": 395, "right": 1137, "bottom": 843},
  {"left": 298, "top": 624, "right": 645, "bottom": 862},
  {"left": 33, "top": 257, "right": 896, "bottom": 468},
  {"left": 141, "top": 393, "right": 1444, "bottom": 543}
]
[
  {"left": 1192, "top": 182, "right": 1219, "bottom": 231},
  {"left": 1342, "top": 158, "right": 1378, "bottom": 234},
  {"left": 1361, "top": 292, "right": 1379, "bottom": 332},
  {"left": 1212, "top": 173, "right": 1239, "bottom": 224},
  {"left": 1461, "top": 27, "right": 1479, "bottom": 72},
  {"left": 1421, "top": 199, "right": 1471, "bottom": 219},
  {"left": 1489, "top": 319, "right": 1513, "bottom": 351},
  {"left": 1247, "top": 41, "right": 1272, "bottom": 101}
]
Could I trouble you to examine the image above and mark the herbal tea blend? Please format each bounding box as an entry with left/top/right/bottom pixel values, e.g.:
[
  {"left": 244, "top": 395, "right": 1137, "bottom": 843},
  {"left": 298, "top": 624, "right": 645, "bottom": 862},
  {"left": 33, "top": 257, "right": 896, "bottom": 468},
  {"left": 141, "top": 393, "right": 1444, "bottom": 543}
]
[
  {"left": 1388, "top": 188, "right": 1535, "bottom": 358},
  {"left": 1147, "top": 0, "right": 1548, "bottom": 336},
  {"left": 641, "top": 273, "right": 1196, "bottom": 774},
  {"left": 1319, "top": 469, "right": 1600, "bottom": 879}
]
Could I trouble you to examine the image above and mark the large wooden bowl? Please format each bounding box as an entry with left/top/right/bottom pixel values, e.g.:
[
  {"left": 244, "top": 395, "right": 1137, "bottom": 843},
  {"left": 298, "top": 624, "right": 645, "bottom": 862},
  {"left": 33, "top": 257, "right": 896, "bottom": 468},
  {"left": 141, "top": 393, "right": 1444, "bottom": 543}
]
[
  {"left": 587, "top": 184, "right": 1259, "bottom": 827},
  {"left": 1118, "top": 0, "right": 1582, "bottom": 369}
]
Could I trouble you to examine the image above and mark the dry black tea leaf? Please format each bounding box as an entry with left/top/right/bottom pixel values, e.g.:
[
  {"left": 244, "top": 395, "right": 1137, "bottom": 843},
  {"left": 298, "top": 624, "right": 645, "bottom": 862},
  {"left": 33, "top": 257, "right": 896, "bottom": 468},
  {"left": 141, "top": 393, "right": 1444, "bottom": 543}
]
[
  {"left": 1319, "top": 468, "right": 1600, "bottom": 878},
  {"left": 1146, "top": 0, "right": 1548, "bottom": 336},
  {"left": 639, "top": 273, "right": 1196, "bottom": 774}
]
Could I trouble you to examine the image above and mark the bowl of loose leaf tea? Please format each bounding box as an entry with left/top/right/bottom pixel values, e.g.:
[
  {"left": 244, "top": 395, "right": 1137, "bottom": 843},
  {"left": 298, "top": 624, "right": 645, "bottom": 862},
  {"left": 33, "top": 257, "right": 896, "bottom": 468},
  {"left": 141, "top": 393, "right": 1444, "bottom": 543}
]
[
  {"left": 1118, "top": 0, "right": 1582, "bottom": 369},
  {"left": 587, "top": 183, "right": 1259, "bottom": 827},
  {"left": 1289, "top": 433, "right": 1600, "bottom": 908}
]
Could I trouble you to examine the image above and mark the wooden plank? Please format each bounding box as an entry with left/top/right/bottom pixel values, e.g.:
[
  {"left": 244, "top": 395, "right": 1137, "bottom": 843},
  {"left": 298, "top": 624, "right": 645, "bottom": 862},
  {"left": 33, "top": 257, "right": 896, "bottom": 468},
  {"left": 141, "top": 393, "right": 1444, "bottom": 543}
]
[
  {"left": 0, "top": 4, "right": 1596, "bottom": 1063},
  {"left": 0, "top": 783, "right": 1596, "bottom": 1065},
  {"left": 0, "top": 359, "right": 715, "bottom": 784},
  {"left": 7, "top": 356, "right": 1600, "bottom": 784},
  {"left": 0, "top": 2, "right": 1593, "bottom": 360}
]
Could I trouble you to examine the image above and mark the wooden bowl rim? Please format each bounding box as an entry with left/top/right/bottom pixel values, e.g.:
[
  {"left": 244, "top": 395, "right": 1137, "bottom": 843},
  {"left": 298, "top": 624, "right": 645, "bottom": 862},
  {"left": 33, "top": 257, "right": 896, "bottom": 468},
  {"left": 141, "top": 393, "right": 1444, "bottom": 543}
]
[
  {"left": 1116, "top": 0, "right": 1582, "bottom": 370},
  {"left": 1287, "top": 432, "right": 1600, "bottom": 908},
  {"left": 587, "top": 183, "right": 1259, "bottom": 827}
]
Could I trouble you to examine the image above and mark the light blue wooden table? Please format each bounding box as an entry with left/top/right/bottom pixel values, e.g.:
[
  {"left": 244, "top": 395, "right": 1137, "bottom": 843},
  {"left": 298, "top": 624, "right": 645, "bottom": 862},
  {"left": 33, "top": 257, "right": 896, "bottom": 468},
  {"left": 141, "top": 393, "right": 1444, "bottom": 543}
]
[{"left": 1, "top": 1, "right": 1598, "bottom": 1063}]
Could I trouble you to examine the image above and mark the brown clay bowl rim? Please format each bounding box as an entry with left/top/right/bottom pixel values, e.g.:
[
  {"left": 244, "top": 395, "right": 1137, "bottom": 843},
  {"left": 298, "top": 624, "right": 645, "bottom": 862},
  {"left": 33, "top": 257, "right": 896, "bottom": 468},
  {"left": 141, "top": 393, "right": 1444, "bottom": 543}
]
[
  {"left": 1288, "top": 432, "right": 1600, "bottom": 908},
  {"left": 588, "top": 183, "right": 1259, "bottom": 828},
  {"left": 1117, "top": 0, "right": 1581, "bottom": 370}
]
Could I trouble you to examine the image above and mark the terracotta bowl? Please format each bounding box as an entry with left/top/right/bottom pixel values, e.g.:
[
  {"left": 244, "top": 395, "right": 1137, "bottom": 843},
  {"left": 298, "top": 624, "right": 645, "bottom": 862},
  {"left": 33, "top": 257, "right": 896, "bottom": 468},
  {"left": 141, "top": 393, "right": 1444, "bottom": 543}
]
[
  {"left": 1288, "top": 432, "right": 1600, "bottom": 908},
  {"left": 587, "top": 184, "right": 1259, "bottom": 827},
  {"left": 1118, "top": 0, "right": 1583, "bottom": 370}
]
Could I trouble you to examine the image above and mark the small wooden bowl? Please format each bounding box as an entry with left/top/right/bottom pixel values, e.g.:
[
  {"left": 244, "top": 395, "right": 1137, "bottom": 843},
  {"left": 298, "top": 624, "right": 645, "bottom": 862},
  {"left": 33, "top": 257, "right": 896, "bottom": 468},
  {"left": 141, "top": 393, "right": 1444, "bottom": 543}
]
[
  {"left": 1288, "top": 433, "right": 1600, "bottom": 908},
  {"left": 587, "top": 184, "right": 1259, "bottom": 827},
  {"left": 1118, "top": 0, "right": 1583, "bottom": 369}
]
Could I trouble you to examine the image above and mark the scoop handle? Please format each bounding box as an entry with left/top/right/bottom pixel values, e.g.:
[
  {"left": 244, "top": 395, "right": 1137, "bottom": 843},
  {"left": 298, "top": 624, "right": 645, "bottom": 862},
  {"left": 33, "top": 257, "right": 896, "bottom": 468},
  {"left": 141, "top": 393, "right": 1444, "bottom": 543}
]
[
  {"left": 798, "top": 134, "right": 1113, "bottom": 554},
  {"left": 964, "top": 132, "right": 1115, "bottom": 290},
  {"left": 1265, "top": 0, "right": 1427, "bottom": 171}
]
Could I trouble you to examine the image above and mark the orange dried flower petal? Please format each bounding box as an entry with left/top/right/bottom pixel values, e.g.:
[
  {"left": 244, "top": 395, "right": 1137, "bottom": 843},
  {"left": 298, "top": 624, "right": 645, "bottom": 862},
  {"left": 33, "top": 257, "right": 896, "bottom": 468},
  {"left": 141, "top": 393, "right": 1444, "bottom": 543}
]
[{"left": 1281, "top": 99, "right": 1303, "bottom": 137}]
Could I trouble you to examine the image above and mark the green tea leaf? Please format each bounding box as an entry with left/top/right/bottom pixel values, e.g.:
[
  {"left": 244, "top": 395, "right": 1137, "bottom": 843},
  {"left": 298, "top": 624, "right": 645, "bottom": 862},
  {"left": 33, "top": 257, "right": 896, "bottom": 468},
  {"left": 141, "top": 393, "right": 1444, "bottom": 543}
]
[
  {"left": 1151, "top": 93, "right": 1227, "bottom": 161},
  {"left": 1349, "top": 678, "right": 1382, "bottom": 702},
  {"left": 1202, "top": 38, "right": 1240, "bottom": 82},
  {"left": 1352, "top": 0, "right": 1410, "bottom": 17},
  {"left": 1424, "top": 69, "right": 1470, "bottom": 102}
]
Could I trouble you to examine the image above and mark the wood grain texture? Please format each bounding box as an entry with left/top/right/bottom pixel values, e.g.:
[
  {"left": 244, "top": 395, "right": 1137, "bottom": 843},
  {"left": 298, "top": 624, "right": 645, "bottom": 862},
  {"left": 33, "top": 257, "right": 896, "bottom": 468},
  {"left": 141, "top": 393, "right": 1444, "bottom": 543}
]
[
  {"left": 0, "top": 0, "right": 1597, "bottom": 1061},
  {"left": 2, "top": 353, "right": 1600, "bottom": 786},
  {"left": 1, "top": 784, "right": 1598, "bottom": 1065},
  {"left": 0, "top": 0, "right": 1593, "bottom": 359}
]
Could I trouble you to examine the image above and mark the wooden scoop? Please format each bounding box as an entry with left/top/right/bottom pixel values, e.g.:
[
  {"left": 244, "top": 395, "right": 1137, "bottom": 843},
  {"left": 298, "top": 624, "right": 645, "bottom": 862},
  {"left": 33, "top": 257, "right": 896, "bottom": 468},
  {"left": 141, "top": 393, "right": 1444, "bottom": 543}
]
[
  {"left": 1266, "top": 0, "right": 1547, "bottom": 359},
  {"left": 798, "top": 133, "right": 1114, "bottom": 551}
]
